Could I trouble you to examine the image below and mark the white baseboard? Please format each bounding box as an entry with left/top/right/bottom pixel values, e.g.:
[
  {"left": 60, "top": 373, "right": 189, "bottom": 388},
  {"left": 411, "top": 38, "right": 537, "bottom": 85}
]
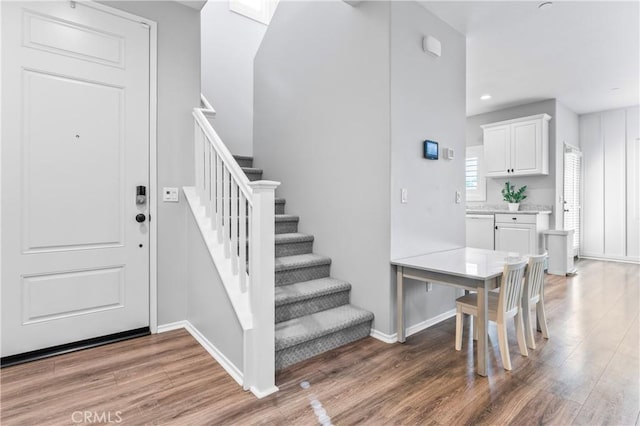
[
  {"left": 406, "top": 308, "right": 456, "bottom": 337},
  {"left": 370, "top": 308, "right": 457, "bottom": 344},
  {"left": 156, "top": 320, "right": 244, "bottom": 388},
  {"left": 579, "top": 254, "right": 640, "bottom": 264},
  {"left": 250, "top": 385, "right": 279, "bottom": 399},
  {"left": 157, "top": 320, "right": 189, "bottom": 333},
  {"left": 370, "top": 328, "right": 397, "bottom": 343}
]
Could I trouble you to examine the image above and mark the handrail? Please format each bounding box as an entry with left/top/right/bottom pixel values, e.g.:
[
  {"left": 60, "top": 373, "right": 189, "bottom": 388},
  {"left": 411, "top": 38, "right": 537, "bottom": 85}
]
[
  {"left": 192, "top": 109, "right": 254, "bottom": 201},
  {"left": 190, "top": 94, "right": 279, "bottom": 397},
  {"left": 200, "top": 93, "right": 216, "bottom": 117}
]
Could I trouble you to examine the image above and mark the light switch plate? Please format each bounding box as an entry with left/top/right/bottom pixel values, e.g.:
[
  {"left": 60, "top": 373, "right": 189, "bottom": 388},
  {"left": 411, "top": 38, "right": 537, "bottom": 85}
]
[
  {"left": 455, "top": 190, "right": 461, "bottom": 204},
  {"left": 163, "top": 187, "right": 179, "bottom": 202},
  {"left": 401, "top": 188, "right": 408, "bottom": 204},
  {"left": 444, "top": 147, "right": 455, "bottom": 160}
]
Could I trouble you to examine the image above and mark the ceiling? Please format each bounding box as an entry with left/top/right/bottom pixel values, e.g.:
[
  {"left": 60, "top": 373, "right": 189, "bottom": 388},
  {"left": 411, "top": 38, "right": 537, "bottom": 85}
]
[
  {"left": 420, "top": 1, "right": 640, "bottom": 117},
  {"left": 176, "top": 0, "right": 207, "bottom": 11}
]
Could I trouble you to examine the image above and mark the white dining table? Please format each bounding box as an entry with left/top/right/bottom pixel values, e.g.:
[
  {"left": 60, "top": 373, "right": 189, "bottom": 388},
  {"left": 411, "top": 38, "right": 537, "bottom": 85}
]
[{"left": 391, "top": 247, "right": 525, "bottom": 376}]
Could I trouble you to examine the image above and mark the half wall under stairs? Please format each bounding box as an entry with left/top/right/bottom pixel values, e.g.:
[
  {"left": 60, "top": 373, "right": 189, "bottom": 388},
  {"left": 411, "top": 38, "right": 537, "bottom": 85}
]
[{"left": 235, "top": 155, "right": 374, "bottom": 370}]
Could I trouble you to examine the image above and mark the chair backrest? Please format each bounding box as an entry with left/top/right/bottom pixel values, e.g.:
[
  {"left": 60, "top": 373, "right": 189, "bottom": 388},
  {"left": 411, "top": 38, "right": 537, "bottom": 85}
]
[
  {"left": 498, "top": 260, "right": 528, "bottom": 318},
  {"left": 525, "top": 254, "right": 547, "bottom": 300}
]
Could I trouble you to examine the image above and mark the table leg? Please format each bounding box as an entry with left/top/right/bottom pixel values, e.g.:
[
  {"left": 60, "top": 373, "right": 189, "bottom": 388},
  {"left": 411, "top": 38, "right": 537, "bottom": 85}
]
[
  {"left": 397, "top": 266, "right": 405, "bottom": 343},
  {"left": 477, "top": 280, "right": 489, "bottom": 376}
]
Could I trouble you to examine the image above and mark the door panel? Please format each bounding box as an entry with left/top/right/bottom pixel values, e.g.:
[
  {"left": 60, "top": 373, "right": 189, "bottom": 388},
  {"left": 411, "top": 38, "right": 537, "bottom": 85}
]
[
  {"left": 484, "top": 126, "right": 510, "bottom": 175},
  {"left": 24, "top": 70, "right": 124, "bottom": 251},
  {"left": 627, "top": 107, "right": 640, "bottom": 259},
  {"left": 24, "top": 10, "right": 125, "bottom": 67},
  {"left": 495, "top": 226, "right": 534, "bottom": 255},
  {"left": 603, "top": 109, "right": 626, "bottom": 257},
  {"left": 2, "top": 1, "right": 150, "bottom": 357},
  {"left": 511, "top": 120, "right": 539, "bottom": 173},
  {"left": 580, "top": 113, "right": 604, "bottom": 256},
  {"left": 23, "top": 266, "right": 124, "bottom": 324}
]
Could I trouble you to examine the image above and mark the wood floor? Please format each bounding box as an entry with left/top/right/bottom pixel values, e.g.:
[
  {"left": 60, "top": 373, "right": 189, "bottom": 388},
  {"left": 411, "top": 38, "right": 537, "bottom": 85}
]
[{"left": 2, "top": 259, "right": 638, "bottom": 425}]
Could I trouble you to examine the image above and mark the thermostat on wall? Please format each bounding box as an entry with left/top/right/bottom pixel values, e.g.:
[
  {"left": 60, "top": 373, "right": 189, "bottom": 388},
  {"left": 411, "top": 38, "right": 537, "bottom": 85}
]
[{"left": 423, "top": 140, "right": 438, "bottom": 160}]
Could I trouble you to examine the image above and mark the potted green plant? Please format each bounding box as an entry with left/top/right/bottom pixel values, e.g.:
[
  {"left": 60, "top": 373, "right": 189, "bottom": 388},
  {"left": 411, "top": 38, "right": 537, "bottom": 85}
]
[{"left": 501, "top": 181, "right": 527, "bottom": 212}]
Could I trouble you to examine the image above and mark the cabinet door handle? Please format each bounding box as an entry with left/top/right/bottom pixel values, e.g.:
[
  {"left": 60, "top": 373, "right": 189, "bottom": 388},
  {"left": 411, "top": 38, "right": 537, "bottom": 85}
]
[{"left": 495, "top": 226, "right": 498, "bottom": 230}]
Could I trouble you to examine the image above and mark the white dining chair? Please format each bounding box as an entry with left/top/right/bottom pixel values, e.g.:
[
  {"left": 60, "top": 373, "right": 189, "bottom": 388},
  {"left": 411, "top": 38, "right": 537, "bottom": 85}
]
[
  {"left": 522, "top": 254, "right": 549, "bottom": 350},
  {"left": 455, "top": 260, "right": 528, "bottom": 370}
]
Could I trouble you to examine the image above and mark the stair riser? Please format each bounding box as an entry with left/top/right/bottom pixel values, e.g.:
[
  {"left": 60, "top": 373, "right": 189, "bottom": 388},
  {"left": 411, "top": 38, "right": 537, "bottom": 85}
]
[
  {"left": 235, "top": 158, "right": 253, "bottom": 168},
  {"left": 276, "top": 264, "right": 330, "bottom": 286},
  {"left": 246, "top": 240, "right": 311, "bottom": 258},
  {"left": 276, "top": 291, "right": 350, "bottom": 323},
  {"left": 275, "top": 241, "right": 313, "bottom": 257},
  {"left": 275, "top": 321, "right": 372, "bottom": 371},
  {"left": 246, "top": 172, "right": 263, "bottom": 182},
  {"left": 275, "top": 202, "right": 285, "bottom": 215},
  {"left": 275, "top": 221, "right": 298, "bottom": 234}
]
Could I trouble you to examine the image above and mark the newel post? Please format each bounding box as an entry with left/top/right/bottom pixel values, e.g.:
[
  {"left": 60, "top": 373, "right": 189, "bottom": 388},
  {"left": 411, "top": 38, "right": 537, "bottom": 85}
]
[{"left": 244, "top": 180, "right": 280, "bottom": 397}]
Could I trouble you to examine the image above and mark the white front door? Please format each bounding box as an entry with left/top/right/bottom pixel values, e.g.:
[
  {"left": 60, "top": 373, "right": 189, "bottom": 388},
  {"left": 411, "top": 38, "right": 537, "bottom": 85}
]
[{"left": 1, "top": 1, "right": 151, "bottom": 357}]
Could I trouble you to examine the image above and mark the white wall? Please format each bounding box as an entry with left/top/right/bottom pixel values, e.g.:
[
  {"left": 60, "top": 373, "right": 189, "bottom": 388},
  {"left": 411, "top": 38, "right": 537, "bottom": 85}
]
[
  {"left": 555, "top": 101, "right": 580, "bottom": 229},
  {"left": 466, "top": 100, "right": 558, "bottom": 223},
  {"left": 101, "top": 1, "right": 201, "bottom": 325},
  {"left": 580, "top": 106, "right": 639, "bottom": 261},
  {"left": 254, "top": 1, "right": 393, "bottom": 334},
  {"left": 186, "top": 211, "right": 243, "bottom": 369},
  {"left": 389, "top": 1, "right": 466, "bottom": 327},
  {"left": 201, "top": 1, "right": 266, "bottom": 157},
  {"left": 254, "top": 1, "right": 467, "bottom": 336}
]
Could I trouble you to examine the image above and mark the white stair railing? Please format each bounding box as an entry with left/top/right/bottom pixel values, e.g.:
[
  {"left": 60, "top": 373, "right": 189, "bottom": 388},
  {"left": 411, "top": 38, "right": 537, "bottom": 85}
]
[{"left": 187, "top": 96, "right": 280, "bottom": 398}]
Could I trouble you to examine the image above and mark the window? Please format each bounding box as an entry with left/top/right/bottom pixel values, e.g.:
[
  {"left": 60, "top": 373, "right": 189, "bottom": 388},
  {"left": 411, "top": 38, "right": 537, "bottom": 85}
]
[
  {"left": 229, "top": 0, "right": 278, "bottom": 25},
  {"left": 465, "top": 145, "right": 486, "bottom": 202}
]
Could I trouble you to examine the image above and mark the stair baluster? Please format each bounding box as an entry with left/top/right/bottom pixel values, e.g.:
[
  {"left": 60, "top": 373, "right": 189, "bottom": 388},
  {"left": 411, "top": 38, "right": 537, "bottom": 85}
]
[{"left": 186, "top": 96, "right": 280, "bottom": 397}]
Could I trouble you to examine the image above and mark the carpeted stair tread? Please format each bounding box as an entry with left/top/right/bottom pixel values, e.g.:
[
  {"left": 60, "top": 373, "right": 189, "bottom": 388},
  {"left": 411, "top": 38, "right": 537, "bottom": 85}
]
[
  {"left": 233, "top": 155, "right": 253, "bottom": 168},
  {"left": 241, "top": 167, "right": 263, "bottom": 174},
  {"left": 275, "top": 278, "right": 351, "bottom": 306},
  {"left": 275, "top": 305, "right": 374, "bottom": 351},
  {"left": 241, "top": 167, "right": 263, "bottom": 182},
  {"left": 275, "top": 214, "right": 299, "bottom": 224},
  {"left": 275, "top": 233, "right": 314, "bottom": 245},
  {"left": 275, "top": 253, "right": 331, "bottom": 272}
]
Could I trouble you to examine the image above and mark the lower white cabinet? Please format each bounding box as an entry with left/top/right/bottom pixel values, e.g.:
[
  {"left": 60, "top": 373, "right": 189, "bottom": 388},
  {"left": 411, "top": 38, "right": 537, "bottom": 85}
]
[
  {"left": 494, "top": 213, "right": 549, "bottom": 255},
  {"left": 466, "top": 214, "right": 495, "bottom": 250}
]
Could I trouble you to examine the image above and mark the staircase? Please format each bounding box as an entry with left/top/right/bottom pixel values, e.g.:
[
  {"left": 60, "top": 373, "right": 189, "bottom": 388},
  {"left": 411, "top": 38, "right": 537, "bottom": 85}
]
[{"left": 235, "top": 155, "right": 374, "bottom": 370}]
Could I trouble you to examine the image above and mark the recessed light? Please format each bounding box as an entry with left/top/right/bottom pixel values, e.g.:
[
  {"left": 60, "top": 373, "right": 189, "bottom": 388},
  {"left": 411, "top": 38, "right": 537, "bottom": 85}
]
[
  {"left": 480, "top": 94, "right": 492, "bottom": 100},
  {"left": 538, "top": 2, "right": 553, "bottom": 10}
]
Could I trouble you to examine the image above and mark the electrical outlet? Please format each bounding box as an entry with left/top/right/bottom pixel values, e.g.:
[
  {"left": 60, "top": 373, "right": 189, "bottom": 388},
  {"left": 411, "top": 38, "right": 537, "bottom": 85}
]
[
  {"left": 163, "top": 187, "right": 179, "bottom": 202},
  {"left": 426, "top": 282, "right": 433, "bottom": 292}
]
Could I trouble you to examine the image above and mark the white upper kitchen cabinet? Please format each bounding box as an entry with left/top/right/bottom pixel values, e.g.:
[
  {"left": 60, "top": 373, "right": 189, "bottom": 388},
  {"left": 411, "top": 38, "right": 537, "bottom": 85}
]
[{"left": 482, "top": 114, "right": 551, "bottom": 177}]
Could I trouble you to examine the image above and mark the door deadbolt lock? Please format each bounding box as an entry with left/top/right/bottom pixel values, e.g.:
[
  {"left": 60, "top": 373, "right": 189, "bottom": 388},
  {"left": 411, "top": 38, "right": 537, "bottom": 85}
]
[
  {"left": 135, "top": 213, "right": 146, "bottom": 223},
  {"left": 136, "top": 185, "right": 147, "bottom": 205}
]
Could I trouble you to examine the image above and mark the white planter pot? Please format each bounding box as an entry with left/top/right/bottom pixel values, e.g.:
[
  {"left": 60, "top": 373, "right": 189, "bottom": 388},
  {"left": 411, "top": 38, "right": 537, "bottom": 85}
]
[{"left": 508, "top": 203, "right": 520, "bottom": 212}]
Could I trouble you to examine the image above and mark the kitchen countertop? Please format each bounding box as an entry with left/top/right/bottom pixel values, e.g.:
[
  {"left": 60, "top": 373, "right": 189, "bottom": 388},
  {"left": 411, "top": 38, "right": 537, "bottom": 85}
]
[{"left": 466, "top": 209, "right": 552, "bottom": 215}]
